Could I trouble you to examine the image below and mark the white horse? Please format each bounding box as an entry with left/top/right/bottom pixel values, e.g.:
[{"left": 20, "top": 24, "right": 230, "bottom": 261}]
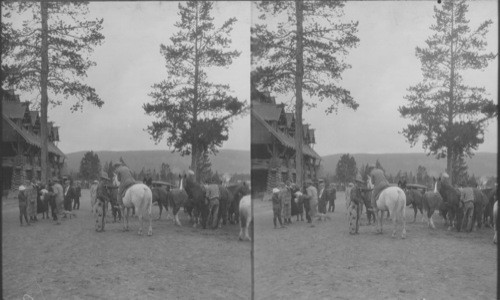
[
  {"left": 493, "top": 201, "right": 498, "bottom": 244},
  {"left": 113, "top": 174, "right": 153, "bottom": 236},
  {"left": 238, "top": 195, "right": 252, "bottom": 241},
  {"left": 369, "top": 179, "right": 407, "bottom": 239}
]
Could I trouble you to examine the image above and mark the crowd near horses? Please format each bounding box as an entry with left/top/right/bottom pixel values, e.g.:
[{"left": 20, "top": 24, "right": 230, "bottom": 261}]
[{"left": 343, "top": 171, "right": 497, "bottom": 243}]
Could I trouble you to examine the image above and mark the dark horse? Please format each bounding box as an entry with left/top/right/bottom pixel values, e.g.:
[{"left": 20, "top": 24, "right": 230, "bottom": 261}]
[
  {"left": 226, "top": 182, "right": 250, "bottom": 225},
  {"left": 436, "top": 176, "right": 462, "bottom": 231},
  {"left": 184, "top": 174, "right": 209, "bottom": 229},
  {"left": 482, "top": 186, "right": 497, "bottom": 228},
  {"left": 405, "top": 188, "right": 424, "bottom": 223}
]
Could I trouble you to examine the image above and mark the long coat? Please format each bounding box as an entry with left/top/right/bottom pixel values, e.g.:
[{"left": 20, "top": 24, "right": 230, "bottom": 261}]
[
  {"left": 52, "top": 183, "right": 64, "bottom": 214},
  {"left": 306, "top": 185, "right": 318, "bottom": 218},
  {"left": 26, "top": 184, "right": 38, "bottom": 217}
]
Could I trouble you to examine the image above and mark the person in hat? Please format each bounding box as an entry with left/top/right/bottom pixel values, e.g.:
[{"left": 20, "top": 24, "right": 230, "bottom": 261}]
[
  {"left": 90, "top": 179, "right": 99, "bottom": 211},
  {"left": 280, "top": 182, "right": 292, "bottom": 225},
  {"left": 317, "top": 179, "right": 328, "bottom": 215},
  {"left": 368, "top": 164, "right": 390, "bottom": 205},
  {"left": 303, "top": 179, "right": 318, "bottom": 224},
  {"left": 63, "top": 178, "right": 76, "bottom": 215},
  {"left": 272, "top": 187, "right": 285, "bottom": 228},
  {"left": 25, "top": 179, "right": 38, "bottom": 222},
  {"left": 95, "top": 171, "right": 112, "bottom": 232},
  {"left": 143, "top": 170, "right": 153, "bottom": 188},
  {"left": 52, "top": 177, "right": 64, "bottom": 224},
  {"left": 18, "top": 185, "right": 30, "bottom": 226},
  {"left": 113, "top": 162, "right": 136, "bottom": 207},
  {"left": 348, "top": 174, "right": 367, "bottom": 235}
]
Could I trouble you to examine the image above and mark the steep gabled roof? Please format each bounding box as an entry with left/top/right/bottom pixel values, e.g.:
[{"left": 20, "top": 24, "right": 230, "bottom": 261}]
[
  {"left": 2, "top": 100, "right": 26, "bottom": 120},
  {"left": 2, "top": 112, "right": 65, "bottom": 157},
  {"left": 252, "top": 101, "right": 283, "bottom": 122},
  {"left": 252, "top": 110, "right": 321, "bottom": 160}
]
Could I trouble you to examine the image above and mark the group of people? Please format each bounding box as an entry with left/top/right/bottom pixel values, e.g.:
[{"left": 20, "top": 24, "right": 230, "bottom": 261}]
[
  {"left": 17, "top": 177, "right": 81, "bottom": 226},
  {"left": 271, "top": 179, "right": 337, "bottom": 229},
  {"left": 91, "top": 163, "right": 135, "bottom": 232}
]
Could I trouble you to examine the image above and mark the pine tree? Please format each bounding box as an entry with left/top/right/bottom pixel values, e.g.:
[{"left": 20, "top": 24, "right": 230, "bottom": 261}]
[
  {"left": 79, "top": 151, "right": 101, "bottom": 181},
  {"left": 252, "top": 1, "right": 359, "bottom": 188},
  {"left": 2, "top": 2, "right": 104, "bottom": 184},
  {"left": 399, "top": 0, "right": 497, "bottom": 184},
  {"left": 144, "top": 1, "right": 246, "bottom": 182}
]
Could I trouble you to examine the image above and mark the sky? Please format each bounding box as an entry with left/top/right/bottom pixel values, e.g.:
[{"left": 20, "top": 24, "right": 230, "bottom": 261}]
[
  {"left": 44, "top": 1, "right": 251, "bottom": 154},
  {"left": 253, "top": 0, "right": 498, "bottom": 157},
  {"left": 7, "top": 1, "right": 498, "bottom": 157}
]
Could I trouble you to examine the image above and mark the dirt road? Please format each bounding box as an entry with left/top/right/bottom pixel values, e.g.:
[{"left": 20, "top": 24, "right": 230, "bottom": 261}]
[
  {"left": 2, "top": 189, "right": 251, "bottom": 299},
  {"left": 253, "top": 191, "right": 497, "bottom": 300}
]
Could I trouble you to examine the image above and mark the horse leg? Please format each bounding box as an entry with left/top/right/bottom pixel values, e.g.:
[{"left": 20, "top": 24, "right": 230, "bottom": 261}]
[
  {"left": 125, "top": 207, "right": 130, "bottom": 231},
  {"left": 157, "top": 203, "right": 162, "bottom": 220},
  {"left": 429, "top": 211, "right": 436, "bottom": 229},
  {"left": 174, "top": 205, "right": 182, "bottom": 227},
  {"left": 391, "top": 208, "right": 397, "bottom": 238},
  {"left": 413, "top": 206, "right": 417, "bottom": 223},
  {"left": 401, "top": 205, "right": 407, "bottom": 239},
  {"left": 138, "top": 206, "right": 143, "bottom": 235},
  {"left": 245, "top": 219, "right": 252, "bottom": 241}
]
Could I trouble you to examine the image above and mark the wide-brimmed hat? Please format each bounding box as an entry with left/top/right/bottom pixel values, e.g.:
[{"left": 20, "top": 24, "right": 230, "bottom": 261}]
[
  {"left": 19, "top": 185, "right": 26, "bottom": 191},
  {"left": 100, "top": 171, "right": 110, "bottom": 180},
  {"left": 272, "top": 188, "right": 280, "bottom": 194},
  {"left": 187, "top": 170, "right": 195, "bottom": 176}
]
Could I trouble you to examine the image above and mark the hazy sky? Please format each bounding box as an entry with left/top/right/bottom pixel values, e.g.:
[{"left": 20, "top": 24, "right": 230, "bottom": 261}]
[
  {"left": 254, "top": 1, "right": 498, "bottom": 157},
  {"left": 10, "top": 1, "right": 497, "bottom": 157},
  {"left": 46, "top": 1, "right": 251, "bottom": 154}
]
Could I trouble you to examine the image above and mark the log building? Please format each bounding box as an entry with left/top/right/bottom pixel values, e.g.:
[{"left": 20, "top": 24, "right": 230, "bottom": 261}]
[
  {"left": 251, "top": 87, "right": 321, "bottom": 195},
  {"left": 2, "top": 89, "right": 65, "bottom": 192}
]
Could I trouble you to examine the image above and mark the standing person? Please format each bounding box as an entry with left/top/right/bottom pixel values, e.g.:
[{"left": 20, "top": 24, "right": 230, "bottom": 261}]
[
  {"left": 272, "top": 188, "right": 284, "bottom": 228},
  {"left": 302, "top": 183, "right": 312, "bottom": 223},
  {"left": 90, "top": 180, "right": 99, "bottom": 212},
  {"left": 114, "top": 163, "right": 136, "bottom": 207},
  {"left": 304, "top": 179, "right": 318, "bottom": 225},
  {"left": 95, "top": 171, "right": 112, "bottom": 232},
  {"left": 143, "top": 170, "right": 153, "bottom": 187},
  {"left": 290, "top": 183, "right": 303, "bottom": 221},
  {"left": 348, "top": 174, "right": 366, "bottom": 235},
  {"left": 26, "top": 180, "right": 38, "bottom": 222},
  {"left": 281, "top": 182, "right": 292, "bottom": 224},
  {"left": 205, "top": 179, "right": 220, "bottom": 229},
  {"left": 18, "top": 185, "right": 30, "bottom": 226},
  {"left": 328, "top": 185, "right": 337, "bottom": 213},
  {"left": 73, "top": 181, "right": 81, "bottom": 210},
  {"left": 62, "top": 178, "right": 74, "bottom": 213},
  {"left": 459, "top": 187, "right": 475, "bottom": 232},
  {"left": 369, "top": 165, "right": 390, "bottom": 205},
  {"left": 52, "top": 177, "right": 64, "bottom": 225},
  {"left": 318, "top": 180, "right": 328, "bottom": 215}
]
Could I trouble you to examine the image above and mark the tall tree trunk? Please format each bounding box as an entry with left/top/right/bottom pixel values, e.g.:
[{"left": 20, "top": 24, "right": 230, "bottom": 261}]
[
  {"left": 447, "top": 1, "right": 455, "bottom": 185},
  {"left": 40, "top": 0, "right": 49, "bottom": 184},
  {"left": 191, "top": 2, "right": 200, "bottom": 182},
  {"left": 294, "top": 0, "right": 304, "bottom": 188}
]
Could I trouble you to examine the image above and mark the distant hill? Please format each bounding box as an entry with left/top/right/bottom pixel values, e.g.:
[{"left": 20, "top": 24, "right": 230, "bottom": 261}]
[
  {"left": 319, "top": 152, "right": 497, "bottom": 178},
  {"left": 65, "top": 150, "right": 496, "bottom": 178},
  {"left": 65, "top": 149, "right": 250, "bottom": 175}
]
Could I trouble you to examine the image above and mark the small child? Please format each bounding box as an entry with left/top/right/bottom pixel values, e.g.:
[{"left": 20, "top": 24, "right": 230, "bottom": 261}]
[
  {"left": 272, "top": 188, "right": 284, "bottom": 229},
  {"left": 18, "top": 185, "right": 30, "bottom": 226}
]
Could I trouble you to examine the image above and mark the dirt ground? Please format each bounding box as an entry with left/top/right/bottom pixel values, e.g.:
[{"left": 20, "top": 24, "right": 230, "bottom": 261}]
[
  {"left": 2, "top": 189, "right": 251, "bottom": 300},
  {"left": 253, "top": 191, "right": 497, "bottom": 300}
]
